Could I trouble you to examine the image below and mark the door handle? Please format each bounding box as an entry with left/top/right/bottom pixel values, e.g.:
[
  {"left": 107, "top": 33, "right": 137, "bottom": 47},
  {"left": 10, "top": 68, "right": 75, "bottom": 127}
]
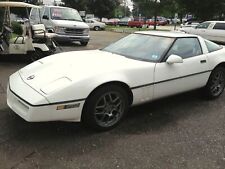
[{"left": 200, "top": 60, "right": 207, "bottom": 63}]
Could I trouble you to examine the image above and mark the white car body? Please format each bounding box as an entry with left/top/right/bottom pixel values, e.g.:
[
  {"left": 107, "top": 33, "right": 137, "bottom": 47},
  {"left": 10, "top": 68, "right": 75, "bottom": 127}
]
[
  {"left": 85, "top": 19, "right": 106, "bottom": 30},
  {"left": 7, "top": 31, "right": 225, "bottom": 124},
  {"left": 181, "top": 21, "right": 225, "bottom": 43}
]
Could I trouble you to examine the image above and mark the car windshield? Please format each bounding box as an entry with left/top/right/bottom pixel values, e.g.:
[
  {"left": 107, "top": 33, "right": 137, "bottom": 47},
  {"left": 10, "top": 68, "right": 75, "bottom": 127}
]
[
  {"left": 102, "top": 34, "right": 175, "bottom": 62},
  {"left": 50, "top": 7, "right": 83, "bottom": 21}
]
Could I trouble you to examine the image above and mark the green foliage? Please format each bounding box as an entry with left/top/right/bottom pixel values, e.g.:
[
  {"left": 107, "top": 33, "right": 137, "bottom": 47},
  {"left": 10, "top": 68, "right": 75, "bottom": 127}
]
[
  {"left": 177, "top": 0, "right": 225, "bottom": 20},
  {"left": 11, "top": 21, "right": 23, "bottom": 35},
  {"left": 133, "top": 0, "right": 225, "bottom": 21},
  {"left": 62, "top": 0, "right": 121, "bottom": 18}
]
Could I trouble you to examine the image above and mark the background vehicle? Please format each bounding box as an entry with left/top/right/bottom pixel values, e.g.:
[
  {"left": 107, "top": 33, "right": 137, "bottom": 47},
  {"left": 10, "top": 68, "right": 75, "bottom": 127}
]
[
  {"left": 0, "top": 1, "right": 56, "bottom": 61},
  {"left": 180, "top": 22, "right": 200, "bottom": 28},
  {"left": 128, "top": 17, "right": 146, "bottom": 28},
  {"left": 85, "top": 19, "right": 106, "bottom": 31},
  {"left": 105, "top": 18, "right": 120, "bottom": 26},
  {"left": 118, "top": 17, "right": 132, "bottom": 26},
  {"left": 181, "top": 21, "right": 225, "bottom": 43},
  {"left": 30, "top": 6, "right": 90, "bottom": 46},
  {"left": 147, "top": 16, "right": 168, "bottom": 26}
]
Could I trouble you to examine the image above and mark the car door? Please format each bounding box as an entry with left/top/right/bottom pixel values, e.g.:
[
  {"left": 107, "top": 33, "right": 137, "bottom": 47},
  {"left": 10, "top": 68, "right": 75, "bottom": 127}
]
[{"left": 153, "top": 37, "right": 210, "bottom": 99}]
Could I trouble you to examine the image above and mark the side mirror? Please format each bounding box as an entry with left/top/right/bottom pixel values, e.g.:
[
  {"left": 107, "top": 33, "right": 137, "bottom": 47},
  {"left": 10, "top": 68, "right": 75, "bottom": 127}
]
[
  {"left": 42, "top": 15, "right": 49, "bottom": 20},
  {"left": 166, "top": 54, "right": 183, "bottom": 64}
]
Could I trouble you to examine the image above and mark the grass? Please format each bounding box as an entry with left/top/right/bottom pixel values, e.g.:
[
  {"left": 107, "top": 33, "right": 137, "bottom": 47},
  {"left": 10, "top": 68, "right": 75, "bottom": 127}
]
[{"left": 105, "top": 25, "right": 172, "bottom": 33}]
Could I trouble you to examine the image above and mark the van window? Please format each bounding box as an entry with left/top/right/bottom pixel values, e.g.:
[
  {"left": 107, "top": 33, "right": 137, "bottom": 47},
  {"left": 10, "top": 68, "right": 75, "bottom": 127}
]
[
  {"left": 50, "top": 7, "right": 83, "bottom": 22},
  {"left": 30, "top": 8, "right": 38, "bottom": 20},
  {"left": 213, "top": 23, "right": 225, "bottom": 30},
  {"left": 205, "top": 40, "right": 222, "bottom": 53},
  {"left": 43, "top": 7, "right": 50, "bottom": 18}
]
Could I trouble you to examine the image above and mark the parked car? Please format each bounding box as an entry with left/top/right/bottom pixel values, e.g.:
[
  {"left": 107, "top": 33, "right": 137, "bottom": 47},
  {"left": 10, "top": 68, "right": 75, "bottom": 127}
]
[
  {"left": 101, "top": 18, "right": 109, "bottom": 23},
  {"left": 118, "top": 17, "right": 132, "bottom": 26},
  {"left": 147, "top": 16, "right": 168, "bottom": 26},
  {"left": 85, "top": 19, "right": 106, "bottom": 31},
  {"left": 128, "top": 20, "right": 145, "bottom": 28},
  {"left": 7, "top": 31, "right": 225, "bottom": 130},
  {"left": 105, "top": 18, "right": 120, "bottom": 26},
  {"left": 180, "top": 22, "right": 200, "bottom": 28},
  {"left": 128, "top": 17, "right": 147, "bottom": 28},
  {"left": 180, "top": 21, "right": 225, "bottom": 43},
  {"left": 30, "top": 6, "right": 90, "bottom": 46}
]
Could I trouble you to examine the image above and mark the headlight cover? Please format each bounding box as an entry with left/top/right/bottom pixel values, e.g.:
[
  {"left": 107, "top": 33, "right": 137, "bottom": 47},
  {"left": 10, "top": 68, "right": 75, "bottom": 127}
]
[
  {"left": 54, "top": 26, "right": 66, "bottom": 33},
  {"left": 40, "top": 77, "right": 72, "bottom": 95},
  {"left": 83, "top": 28, "right": 90, "bottom": 34}
]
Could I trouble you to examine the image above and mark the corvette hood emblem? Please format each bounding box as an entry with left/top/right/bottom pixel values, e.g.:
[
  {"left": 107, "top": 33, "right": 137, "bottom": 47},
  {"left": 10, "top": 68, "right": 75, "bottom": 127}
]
[{"left": 27, "top": 75, "right": 35, "bottom": 80}]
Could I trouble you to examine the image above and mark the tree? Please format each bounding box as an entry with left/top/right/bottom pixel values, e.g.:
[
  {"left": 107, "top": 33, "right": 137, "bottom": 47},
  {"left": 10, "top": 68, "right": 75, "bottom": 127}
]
[
  {"left": 87, "top": 0, "right": 120, "bottom": 18},
  {"left": 62, "top": 0, "right": 121, "bottom": 18},
  {"left": 177, "top": 0, "right": 225, "bottom": 20}
]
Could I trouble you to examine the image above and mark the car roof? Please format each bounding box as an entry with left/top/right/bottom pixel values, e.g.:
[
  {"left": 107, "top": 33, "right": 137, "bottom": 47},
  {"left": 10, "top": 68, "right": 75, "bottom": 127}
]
[
  {"left": 42, "top": 5, "right": 75, "bottom": 10},
  {"left": 206, "top": 21, "right": 225, "bottom": 23},
  {"left": 0, "top": 1, "right": 40, "bottom": 8},
  {"left": 135, "top": 31, "right": 199, "bottom": 38}
]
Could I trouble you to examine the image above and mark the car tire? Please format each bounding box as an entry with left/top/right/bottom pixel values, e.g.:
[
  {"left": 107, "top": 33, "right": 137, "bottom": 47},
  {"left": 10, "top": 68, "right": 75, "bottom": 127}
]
[
  {"left": 82, "top": 84, "right": 129, "bottom": 131},
  {"left": 94, "top": 26, "right": 100, "bottom": 31},
  {"left": 204, "top": 66, "right": 225, "bottom": 99},
  {"left": 80, "top": 42, "right": 88, "bottom": 46},
  {"left": 30, "top": 48, "right": 45, "bottom": 62}
]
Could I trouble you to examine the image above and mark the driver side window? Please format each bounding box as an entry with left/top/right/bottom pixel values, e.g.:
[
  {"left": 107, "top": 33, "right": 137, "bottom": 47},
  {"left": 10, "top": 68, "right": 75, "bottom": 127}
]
[{"left": 167, "top": 38, "right": 203, "bottom": 59}]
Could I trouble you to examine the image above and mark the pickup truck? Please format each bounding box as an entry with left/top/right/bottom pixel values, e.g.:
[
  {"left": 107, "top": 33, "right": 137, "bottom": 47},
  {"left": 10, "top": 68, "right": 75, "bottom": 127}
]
[{"left": 180, "top": 21, "right": 225, "bottom": 44}]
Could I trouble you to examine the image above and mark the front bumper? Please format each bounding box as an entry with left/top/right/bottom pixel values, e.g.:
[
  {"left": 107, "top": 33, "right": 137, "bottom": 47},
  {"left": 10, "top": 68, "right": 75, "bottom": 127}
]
[
  {"left": 53, "top": 33, "right": 90, "bottom": 43},
  {"left": 7, "top": 73, "right": 85, "bottom": 122}
]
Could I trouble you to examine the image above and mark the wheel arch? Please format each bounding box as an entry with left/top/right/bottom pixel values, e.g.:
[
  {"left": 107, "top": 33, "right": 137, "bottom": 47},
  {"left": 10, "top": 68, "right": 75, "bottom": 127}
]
[
  {"left": 85, "top": 81, "right": 133, "bottom": 106},
  {"left": 214, "top": 62, "right": 225, "bottom": 70}
]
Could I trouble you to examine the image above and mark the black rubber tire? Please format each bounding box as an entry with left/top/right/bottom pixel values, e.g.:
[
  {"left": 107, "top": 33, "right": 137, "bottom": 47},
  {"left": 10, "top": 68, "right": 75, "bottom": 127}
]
[
  {"left": 80, "top": 41, "right": 88, "bottom": 46},
  {"left": 204, "top": 66, "right": 225, "bottom": 99},
  {"left": 81, "top": 84, "right": 129, "bottom": 131},
  {"left": 94, "top": 26, "right": 100, "bottom": 31},
  {"left": 30, "top": 48, "right": 45, "bottom": 62}
]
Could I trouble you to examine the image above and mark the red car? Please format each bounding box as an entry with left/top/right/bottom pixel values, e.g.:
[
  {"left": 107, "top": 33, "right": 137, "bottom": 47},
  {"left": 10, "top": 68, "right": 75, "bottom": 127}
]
[{"left": 147, "top": 17, "right": 168, "bottom": 26}]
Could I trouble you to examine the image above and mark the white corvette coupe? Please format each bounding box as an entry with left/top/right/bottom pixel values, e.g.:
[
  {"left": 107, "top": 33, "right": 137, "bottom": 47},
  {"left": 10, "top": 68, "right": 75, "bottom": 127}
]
[{"left": 7, "top": 31, "right": 225, "bottom": 130}]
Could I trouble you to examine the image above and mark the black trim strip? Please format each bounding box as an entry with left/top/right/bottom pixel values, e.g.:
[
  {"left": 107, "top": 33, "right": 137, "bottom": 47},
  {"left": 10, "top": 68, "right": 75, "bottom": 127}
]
[
  {"left": 131, "top": 70, "right": 212, "bottom": 90},
  {"left": 9, "top": 86, "right": 86, "bottom": 107}
]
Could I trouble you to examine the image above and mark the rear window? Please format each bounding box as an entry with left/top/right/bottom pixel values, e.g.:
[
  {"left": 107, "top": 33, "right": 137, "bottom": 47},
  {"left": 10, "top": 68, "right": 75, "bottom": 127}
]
[
  {"left": 213, "top": 23, "right": 225, "bottom": 30},
  {"left": 205, "top": 40, "right": 222, "bottom": 53}
]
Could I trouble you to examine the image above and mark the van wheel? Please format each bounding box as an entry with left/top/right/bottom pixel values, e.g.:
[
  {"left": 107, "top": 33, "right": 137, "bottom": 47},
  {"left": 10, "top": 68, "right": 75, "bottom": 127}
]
[
  {"left": 80, "top": 42, "right": 88, "bottom": 46},
  {"left": 30, "top": 48, "right": 45, "bottom": 62}
]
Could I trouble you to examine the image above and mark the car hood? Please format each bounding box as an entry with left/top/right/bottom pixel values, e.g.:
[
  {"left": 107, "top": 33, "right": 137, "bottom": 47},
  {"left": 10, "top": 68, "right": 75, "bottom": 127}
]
[
  {"left": 19, "top": 50, "right": 149, "bottom": 94},
  {"left": 52, "top": 20, "right": 89, "bottom": 29}
]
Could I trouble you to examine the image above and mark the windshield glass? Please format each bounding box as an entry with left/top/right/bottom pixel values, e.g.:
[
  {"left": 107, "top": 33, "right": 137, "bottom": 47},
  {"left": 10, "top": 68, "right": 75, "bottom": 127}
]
[
  {"left": 50, "top": 7, "right": 83, "bottom": 21},
  {"left": 102, "top": 34, "right": 175, "bottom": 62}
]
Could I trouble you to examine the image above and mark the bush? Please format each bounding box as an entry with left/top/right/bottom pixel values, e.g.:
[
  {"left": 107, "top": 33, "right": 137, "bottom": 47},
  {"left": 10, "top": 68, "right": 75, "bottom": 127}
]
[{"left": 11, "top": 21, "right": 23, "bottom": 35}]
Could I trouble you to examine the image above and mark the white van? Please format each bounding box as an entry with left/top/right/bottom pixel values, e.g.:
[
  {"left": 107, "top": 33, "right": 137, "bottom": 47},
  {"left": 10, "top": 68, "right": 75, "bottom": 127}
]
[
  {"left": 180, "top": 21, "right": 225, "bottom": 44},
  {"left": 30, "top": 6, "right": 90, "bottom": 46}
]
